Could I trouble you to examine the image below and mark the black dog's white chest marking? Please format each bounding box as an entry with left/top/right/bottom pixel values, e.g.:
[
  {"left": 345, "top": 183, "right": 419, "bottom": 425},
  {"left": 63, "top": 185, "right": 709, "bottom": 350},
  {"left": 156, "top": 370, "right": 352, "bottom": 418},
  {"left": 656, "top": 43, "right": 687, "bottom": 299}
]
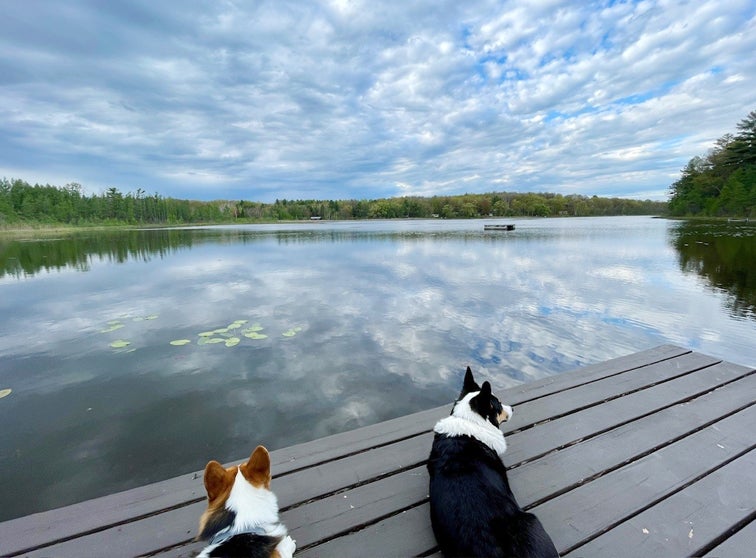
[{"left": 433, "top": 391, "right": 510, "bottom": 459}]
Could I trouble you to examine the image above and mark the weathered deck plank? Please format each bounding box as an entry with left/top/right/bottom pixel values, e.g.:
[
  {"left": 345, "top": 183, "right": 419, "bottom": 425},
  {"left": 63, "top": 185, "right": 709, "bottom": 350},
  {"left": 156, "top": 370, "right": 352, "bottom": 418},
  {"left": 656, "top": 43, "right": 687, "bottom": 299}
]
[
  {"left": 508, "top": 374, "right": 756, "bottom": 507},
  {"left": 501, "top": 350, "right": 718, "bottom": 433},
  {"left": 536, "top": 405, "right": 756, "bottom": 555},
  {"left": 567, "top": 449, "right": 756, "bottom": 557},
  {"left": 1, "top": 344, "right": 753, "bottom": 558},
  {"left": 504, "top": 360, "right": 746, "bottom": 466},
  {"left": 704, "top": 518, "right": 756, "bottom": 557},
  {"left": 295, "top": 504, "right": 437, "bottom": 558}
]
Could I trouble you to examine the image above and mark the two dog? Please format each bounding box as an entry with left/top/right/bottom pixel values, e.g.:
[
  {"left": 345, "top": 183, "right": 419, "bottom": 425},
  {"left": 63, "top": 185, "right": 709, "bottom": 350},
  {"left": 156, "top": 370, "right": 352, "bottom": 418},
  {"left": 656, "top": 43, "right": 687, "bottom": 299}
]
[{"left": 195, "top": 367, "right": 556, "bottom": 558}]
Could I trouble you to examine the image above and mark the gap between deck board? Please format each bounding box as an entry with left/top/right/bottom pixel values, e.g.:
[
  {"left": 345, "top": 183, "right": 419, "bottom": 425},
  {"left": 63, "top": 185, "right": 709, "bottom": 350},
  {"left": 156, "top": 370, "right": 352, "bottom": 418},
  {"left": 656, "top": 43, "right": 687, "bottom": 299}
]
[
  {"left": 507, "top": 351, "right": 719, "bottom": 438},
  {"left": 568, "top": 450, "right": 756, "bottom": 557},
  {"left": 507, "top": 360, "right": 752, "bottom": 467},
  {"left": 518, "top": 378, "right": 756, "bottom": 509},
  {"left": 537, "top": 407, "right": 756, "bottom": 555},
  {"left": 703, "top": 515, "right": 756, "bottom": 557}
]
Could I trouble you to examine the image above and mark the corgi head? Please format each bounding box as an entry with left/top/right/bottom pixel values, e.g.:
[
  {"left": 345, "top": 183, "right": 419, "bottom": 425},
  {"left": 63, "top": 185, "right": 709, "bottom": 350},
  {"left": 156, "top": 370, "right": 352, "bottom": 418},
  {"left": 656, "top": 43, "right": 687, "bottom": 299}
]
[
  {"left": 197, "top": 445, "right": 280, "bottom": 541},
  {"left": 453, "top": 366, "right": 512, "bottom": 427}
]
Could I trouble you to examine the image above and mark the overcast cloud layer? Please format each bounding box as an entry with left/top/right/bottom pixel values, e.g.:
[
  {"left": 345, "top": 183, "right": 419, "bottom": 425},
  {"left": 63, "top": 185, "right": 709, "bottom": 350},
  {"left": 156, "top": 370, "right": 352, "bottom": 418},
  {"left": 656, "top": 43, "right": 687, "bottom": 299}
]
[{"left": 2, "top": 0, "right": 755, "bottom": 202}]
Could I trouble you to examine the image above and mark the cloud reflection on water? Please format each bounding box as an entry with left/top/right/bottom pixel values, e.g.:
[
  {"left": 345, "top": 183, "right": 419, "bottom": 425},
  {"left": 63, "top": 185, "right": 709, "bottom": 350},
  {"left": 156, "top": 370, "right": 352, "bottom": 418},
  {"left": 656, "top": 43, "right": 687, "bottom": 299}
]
[{"left": 1, "top": 217, "right": 755, "bottom": 520}]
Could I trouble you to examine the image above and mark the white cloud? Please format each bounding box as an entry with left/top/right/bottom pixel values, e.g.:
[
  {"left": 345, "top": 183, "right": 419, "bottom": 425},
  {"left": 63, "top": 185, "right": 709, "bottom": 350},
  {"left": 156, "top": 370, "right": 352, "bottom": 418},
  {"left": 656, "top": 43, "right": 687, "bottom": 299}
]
[{"left": 0, "top": 0, "right": 754, "bottom": 201}]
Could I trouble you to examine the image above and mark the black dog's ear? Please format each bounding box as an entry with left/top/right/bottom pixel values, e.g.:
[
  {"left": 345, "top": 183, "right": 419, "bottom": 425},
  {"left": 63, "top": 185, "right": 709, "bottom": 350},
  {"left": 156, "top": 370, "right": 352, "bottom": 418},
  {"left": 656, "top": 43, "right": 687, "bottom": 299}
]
[
  {"left": 480, "top": 381, "right": 492, "bottom": 398},
  {"left": 460, "top": 366, "right": 480, "bottom": 397},
  {"left": 470, "top": 381, "right": 491, "bottom": 410}
]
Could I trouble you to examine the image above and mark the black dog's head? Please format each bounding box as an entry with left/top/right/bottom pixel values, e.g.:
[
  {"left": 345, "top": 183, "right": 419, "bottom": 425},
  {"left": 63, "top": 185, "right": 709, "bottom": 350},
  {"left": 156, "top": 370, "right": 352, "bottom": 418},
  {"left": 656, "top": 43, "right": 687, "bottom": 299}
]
[{"left": 452, "top": 366, "right": 512, "bottom": 427}]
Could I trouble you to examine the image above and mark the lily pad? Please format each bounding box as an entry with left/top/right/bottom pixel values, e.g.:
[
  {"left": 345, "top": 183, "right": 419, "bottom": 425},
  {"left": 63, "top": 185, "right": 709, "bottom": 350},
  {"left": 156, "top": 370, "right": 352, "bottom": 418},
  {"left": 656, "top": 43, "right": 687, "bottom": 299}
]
[
  {"left": 170, "top": 339, "right": 192, "bottom": 346},
  {"left": 282, "top": 327, "right": 303, "bottom": 338},
  {"left": 244, "top": 332, "right": 268, "bottom": 340},
  {"left": 213, "top": 328, "right": 230, "bottom": 334},
  {"left": 0, "top": 388, "right": 11, "bottom": 399},
  {"left": 145, "top": 315, "right": 158, "bottom": 320},
  {"left": 198, "top": 331, "right": 216, "bottom": 337},
  {"left": 205, "top": 338, "right": 225, "bottom": 344},
  {"left": 110, "top": 340, "right": 131, "bottom": 349},
  {"left": 242, "top": 324, "right": 265, "bottom": 334},
  {"left": 100, "top": 323, "right": 125, "bottom": 333},
  {"left": 225, "top": 337, "right": 241, "bottom": 347}
]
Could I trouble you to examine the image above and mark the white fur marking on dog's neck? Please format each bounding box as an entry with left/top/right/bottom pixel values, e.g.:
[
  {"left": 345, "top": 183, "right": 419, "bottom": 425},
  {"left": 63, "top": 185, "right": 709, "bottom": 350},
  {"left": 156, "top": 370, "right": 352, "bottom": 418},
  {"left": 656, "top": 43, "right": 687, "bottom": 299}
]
[
  {"left": 226, "top": 468, "right": 285, "bottom": 535},
  {"left": 198, "top": 469, "right": 294, "bottom": 558},
  {"left": 434, "top": 391, "right": 509, "bottom": 459}
]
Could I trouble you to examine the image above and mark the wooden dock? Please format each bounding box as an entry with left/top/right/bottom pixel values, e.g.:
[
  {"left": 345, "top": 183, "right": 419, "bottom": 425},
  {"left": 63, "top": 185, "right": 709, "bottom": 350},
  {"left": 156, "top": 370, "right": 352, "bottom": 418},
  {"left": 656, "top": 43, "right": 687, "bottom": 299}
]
[
  {"left": 483, "top": 223, "right": 515, "bottom": 231},
  {"left": 1, "top": 344, "right": 754, "bottom": 557}
]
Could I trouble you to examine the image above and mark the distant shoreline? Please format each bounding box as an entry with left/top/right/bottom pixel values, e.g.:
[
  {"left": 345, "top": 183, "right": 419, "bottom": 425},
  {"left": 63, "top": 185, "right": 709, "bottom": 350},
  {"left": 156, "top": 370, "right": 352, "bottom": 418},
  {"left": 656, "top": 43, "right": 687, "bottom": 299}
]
[{"left": 0, "top": 214, "right": 679, "bottom": 235}]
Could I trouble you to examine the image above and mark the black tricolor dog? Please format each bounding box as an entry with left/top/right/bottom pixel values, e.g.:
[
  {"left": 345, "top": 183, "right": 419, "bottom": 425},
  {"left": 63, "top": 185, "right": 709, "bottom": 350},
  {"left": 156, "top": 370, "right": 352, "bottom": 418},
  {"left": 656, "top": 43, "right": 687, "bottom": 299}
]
[{"left": 427, "top": 367, "right": 559, "bottom": 558}]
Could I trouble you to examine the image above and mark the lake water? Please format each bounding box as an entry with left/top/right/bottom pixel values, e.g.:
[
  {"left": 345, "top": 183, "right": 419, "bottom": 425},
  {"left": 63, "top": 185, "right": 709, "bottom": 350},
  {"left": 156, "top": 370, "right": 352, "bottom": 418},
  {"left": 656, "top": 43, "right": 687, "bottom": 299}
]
[{"left": 1, "top": 216, "right": 754, "bottom": 521}]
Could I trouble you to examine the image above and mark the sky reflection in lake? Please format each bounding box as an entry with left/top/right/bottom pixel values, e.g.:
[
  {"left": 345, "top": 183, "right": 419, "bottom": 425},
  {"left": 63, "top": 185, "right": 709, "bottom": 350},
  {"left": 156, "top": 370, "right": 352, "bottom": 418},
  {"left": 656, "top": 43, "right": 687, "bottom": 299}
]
[{"left": 0, "top": 216, "right": 754, "bottom": 520}]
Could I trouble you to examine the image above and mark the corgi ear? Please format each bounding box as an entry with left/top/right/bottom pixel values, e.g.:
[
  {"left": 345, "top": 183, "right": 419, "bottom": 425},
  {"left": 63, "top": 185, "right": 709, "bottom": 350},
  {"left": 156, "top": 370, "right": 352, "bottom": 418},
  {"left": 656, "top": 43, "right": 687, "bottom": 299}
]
[
  {"left": 203, "top": 460, "right": 233, "bottom": 503},
  {"left": 461, "top": 366, "right": 480, "bottom": 397},
  {"left": 241, "top": 445, "right": 271, "bottom": 488}
]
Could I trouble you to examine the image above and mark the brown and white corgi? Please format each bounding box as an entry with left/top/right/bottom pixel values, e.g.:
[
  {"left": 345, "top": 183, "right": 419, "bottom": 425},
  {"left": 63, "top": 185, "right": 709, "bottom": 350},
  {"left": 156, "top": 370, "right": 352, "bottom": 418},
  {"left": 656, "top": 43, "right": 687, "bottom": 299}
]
[{"left": 196, "top": 445, "right": 295, "bottom": 558}]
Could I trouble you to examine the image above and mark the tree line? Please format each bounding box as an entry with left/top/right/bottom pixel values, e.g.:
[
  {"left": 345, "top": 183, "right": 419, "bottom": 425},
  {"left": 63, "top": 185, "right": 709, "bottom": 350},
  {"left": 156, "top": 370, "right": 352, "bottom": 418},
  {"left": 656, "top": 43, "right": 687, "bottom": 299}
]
[
  {"left": 668, "top": 109, "right": 756, "bottom": 217},
  {"left": 0, "top": 181, "right": 228, "bottom": 225},
  {"left": 1, "top": 177, "right": 666, "bottom": 227}
]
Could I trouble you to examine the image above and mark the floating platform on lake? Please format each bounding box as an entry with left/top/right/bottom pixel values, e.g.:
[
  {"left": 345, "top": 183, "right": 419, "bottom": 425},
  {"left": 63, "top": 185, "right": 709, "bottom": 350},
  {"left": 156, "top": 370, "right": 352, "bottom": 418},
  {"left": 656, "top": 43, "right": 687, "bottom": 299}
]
[
  {"left": 1, "top": 344, "right": 754, "bottom": 557},
  {"left": 484, "top": 223, "right": 516, "bottom": 231}
]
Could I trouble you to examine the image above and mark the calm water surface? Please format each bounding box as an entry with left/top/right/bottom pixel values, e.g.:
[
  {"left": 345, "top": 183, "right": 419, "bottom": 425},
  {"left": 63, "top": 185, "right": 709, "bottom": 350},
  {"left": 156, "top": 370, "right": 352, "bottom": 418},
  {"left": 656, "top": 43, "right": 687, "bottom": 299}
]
[{"left": 1, "top": 216, "right": 754, "bottom": 520}]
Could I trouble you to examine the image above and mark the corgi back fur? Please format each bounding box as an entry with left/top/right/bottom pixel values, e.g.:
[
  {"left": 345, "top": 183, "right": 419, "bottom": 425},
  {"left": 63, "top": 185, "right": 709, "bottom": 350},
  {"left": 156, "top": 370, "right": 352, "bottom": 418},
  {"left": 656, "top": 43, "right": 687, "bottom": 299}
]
[
  {"left": 427, "top": 367, "right": 559, "bottom": 558},
  {"left": 197, "top": 445, "right": 295, "bottom": 558}
]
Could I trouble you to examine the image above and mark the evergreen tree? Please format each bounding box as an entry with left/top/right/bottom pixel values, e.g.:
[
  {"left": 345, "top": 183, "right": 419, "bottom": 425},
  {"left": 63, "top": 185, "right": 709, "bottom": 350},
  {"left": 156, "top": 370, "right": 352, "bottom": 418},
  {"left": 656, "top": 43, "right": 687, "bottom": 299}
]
[{"left": 669, "top": 109, "right": 756, "bottom": 217}]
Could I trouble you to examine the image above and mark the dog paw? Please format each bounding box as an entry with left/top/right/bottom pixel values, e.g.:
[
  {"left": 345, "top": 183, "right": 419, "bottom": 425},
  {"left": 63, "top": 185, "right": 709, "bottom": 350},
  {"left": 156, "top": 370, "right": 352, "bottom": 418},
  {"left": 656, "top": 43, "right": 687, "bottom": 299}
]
[{"left": 277, "top": 535, "right": 296, "bottom": 558}]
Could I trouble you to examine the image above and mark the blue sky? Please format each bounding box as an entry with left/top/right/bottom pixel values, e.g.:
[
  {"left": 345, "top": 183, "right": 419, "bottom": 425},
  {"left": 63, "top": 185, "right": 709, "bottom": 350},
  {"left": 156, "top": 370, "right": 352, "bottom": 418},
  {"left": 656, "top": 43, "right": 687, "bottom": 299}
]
[{"left": 1, "top": 0, "right": 755, "bottom": 202}]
